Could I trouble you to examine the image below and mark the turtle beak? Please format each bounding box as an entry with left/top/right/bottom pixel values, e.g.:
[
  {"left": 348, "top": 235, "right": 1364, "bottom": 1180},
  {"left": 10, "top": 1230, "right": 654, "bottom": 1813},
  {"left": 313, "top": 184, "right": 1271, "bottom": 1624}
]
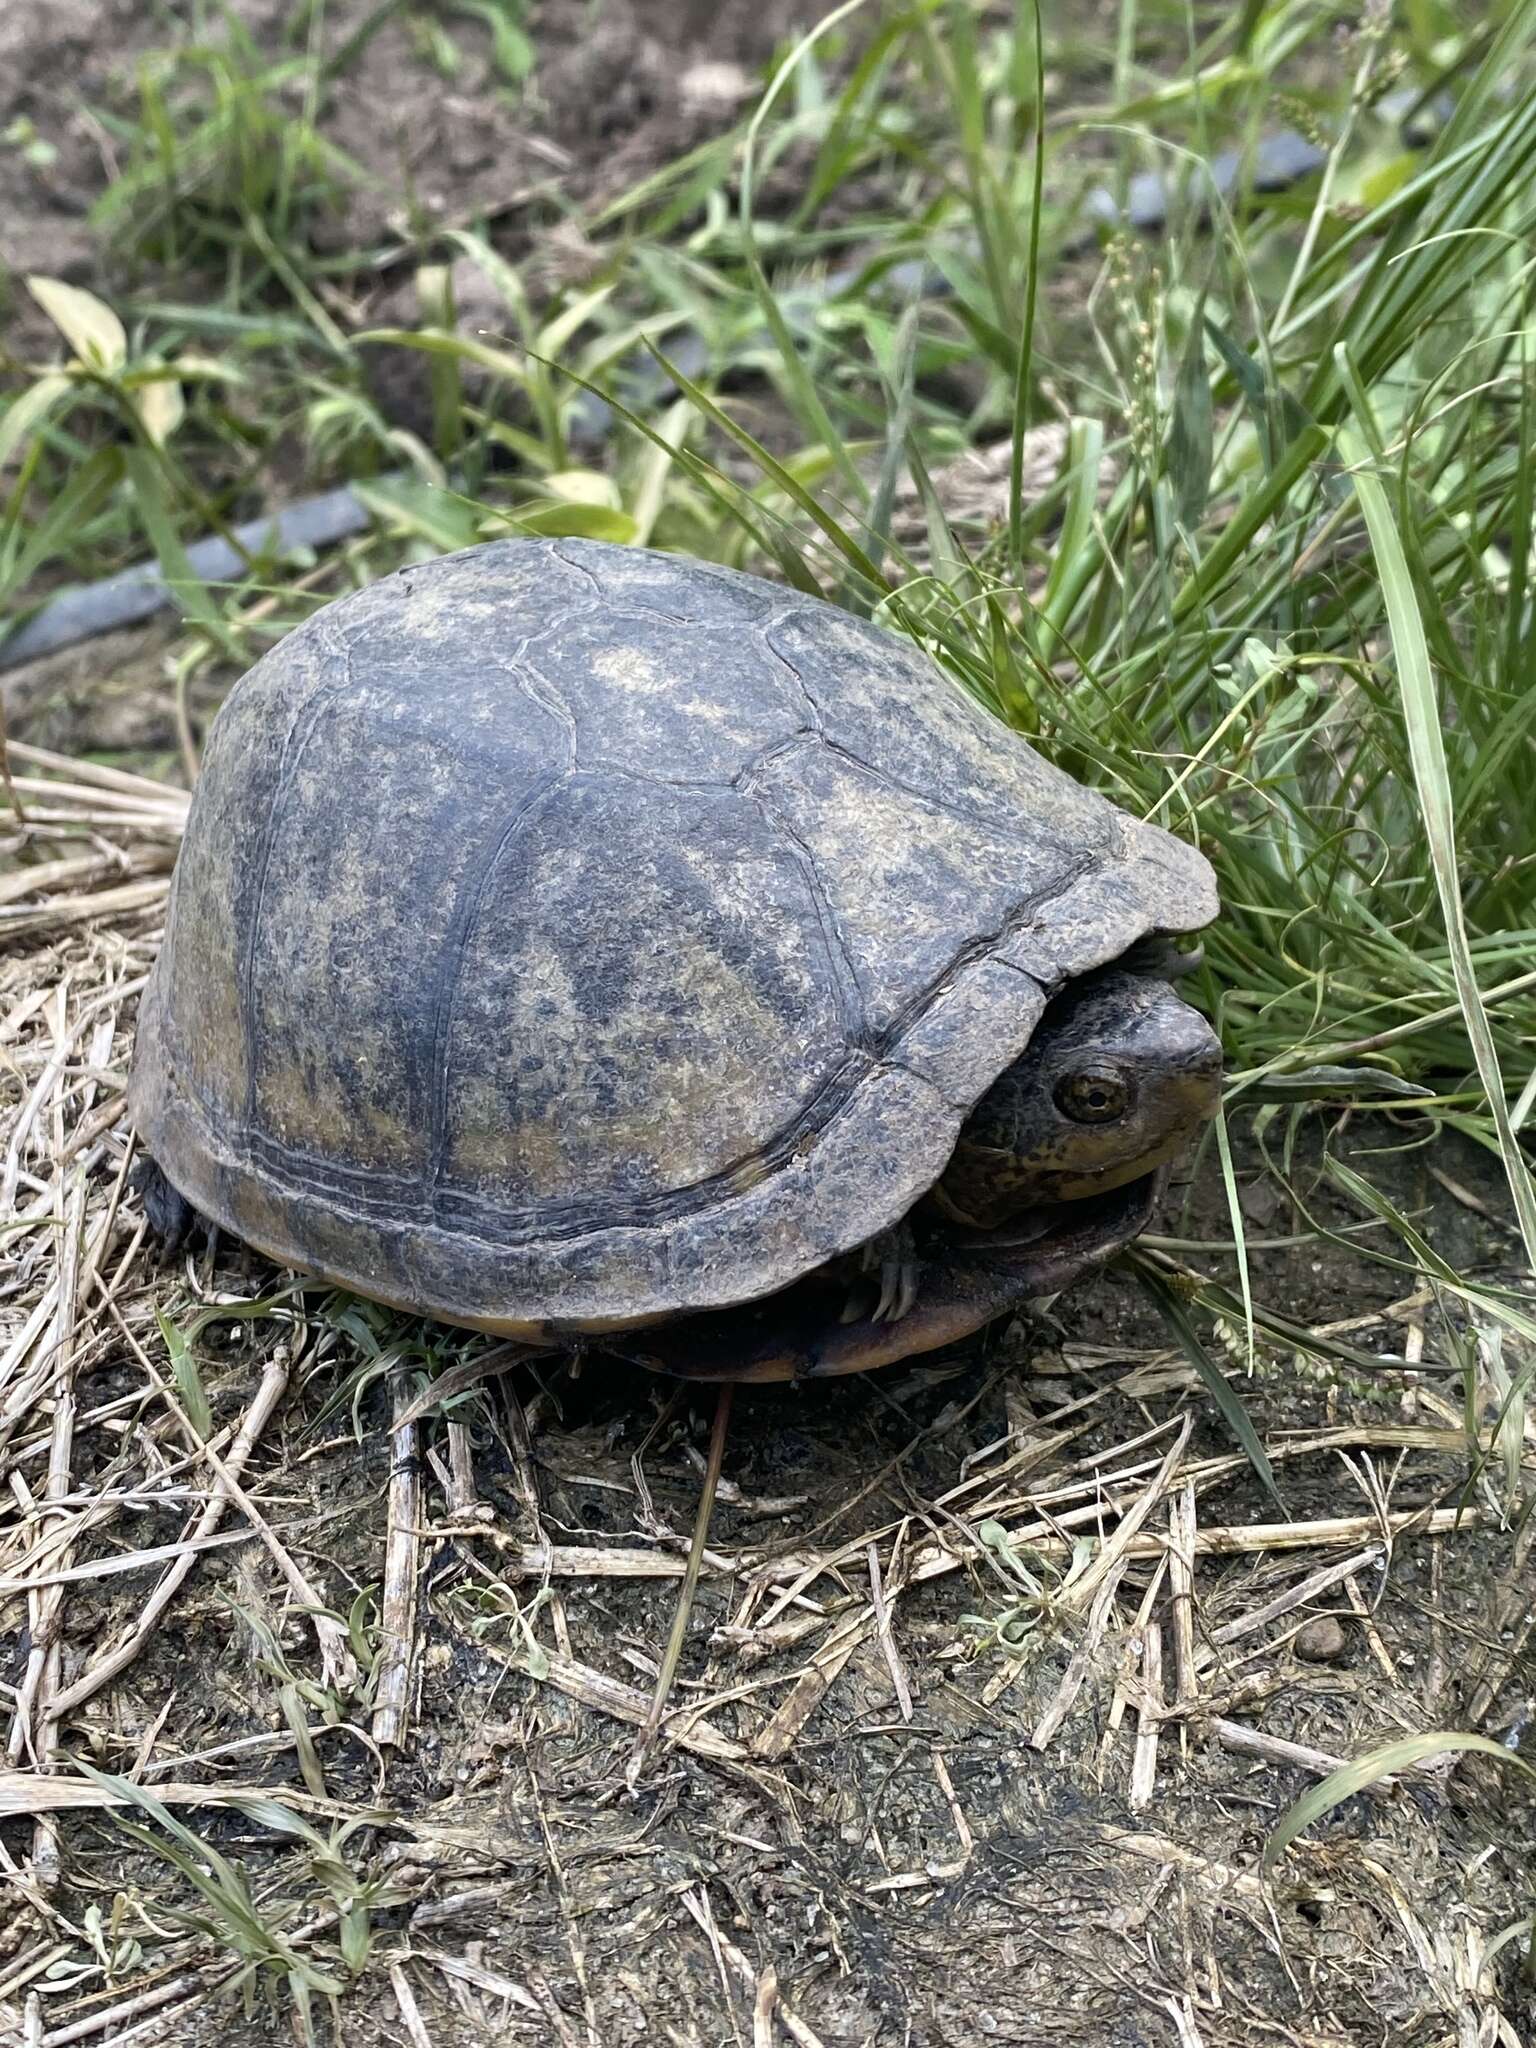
[
  {"left": 1168, "top": 1009, "right": 1224, "bottom": 1121},
  {"left": 1125, "top": 996, "right": 1223, "bottom": 1176}
]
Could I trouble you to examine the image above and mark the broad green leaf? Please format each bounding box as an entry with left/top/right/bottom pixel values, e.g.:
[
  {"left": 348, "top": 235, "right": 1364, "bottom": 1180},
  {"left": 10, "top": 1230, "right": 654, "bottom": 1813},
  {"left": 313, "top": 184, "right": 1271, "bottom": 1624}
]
[
  {"left": 133, "top": 375, "right": 184, "bottom": 447},
  {"left": 353, "top": 326, "right": 528, "bottom": 384},
  {"left": 540, "top": 469, "right": 622, "bottom": 509},
  {"left": 347, "top": 476, "right": 481, "bottom": 551},
  {"left": 507, "top": 502, "right": 638, "bottom": 542},
  {"left": 0, "top": 373, "right": 72, "bottom": 470},
  {"left": 27, "top": 276, "right": 126, "bottom": 371}
]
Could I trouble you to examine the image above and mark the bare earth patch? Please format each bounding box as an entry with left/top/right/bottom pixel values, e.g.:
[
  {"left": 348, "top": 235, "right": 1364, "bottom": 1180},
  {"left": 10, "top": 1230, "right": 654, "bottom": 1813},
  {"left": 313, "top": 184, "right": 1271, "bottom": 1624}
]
[{"left": 0, "top": 0, "right": 808, "bottom": 323}]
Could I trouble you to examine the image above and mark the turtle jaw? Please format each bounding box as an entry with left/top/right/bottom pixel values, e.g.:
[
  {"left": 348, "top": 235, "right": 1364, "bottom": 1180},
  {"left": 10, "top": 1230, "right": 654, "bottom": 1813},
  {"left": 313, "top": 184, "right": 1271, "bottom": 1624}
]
[{"left": 608, "top": 1169, "right": 1167, "bottom": 1384}]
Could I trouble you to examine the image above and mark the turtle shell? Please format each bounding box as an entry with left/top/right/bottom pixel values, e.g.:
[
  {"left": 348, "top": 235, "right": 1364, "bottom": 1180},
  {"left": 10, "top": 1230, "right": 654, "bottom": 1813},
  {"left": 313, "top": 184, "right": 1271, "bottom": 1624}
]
[{"left": 129, "top": 538, "right": 1217, "bottom": 1335}]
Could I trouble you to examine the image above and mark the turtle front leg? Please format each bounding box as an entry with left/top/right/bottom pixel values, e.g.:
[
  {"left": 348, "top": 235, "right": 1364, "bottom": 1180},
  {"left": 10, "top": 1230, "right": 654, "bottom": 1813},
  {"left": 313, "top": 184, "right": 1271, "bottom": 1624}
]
[
  {"left": 620, "top": 1174, "right": 1165, "bottom": 1383},
  {"left": 856, "top": 1220, "right": 921, "bottom": 1324}
]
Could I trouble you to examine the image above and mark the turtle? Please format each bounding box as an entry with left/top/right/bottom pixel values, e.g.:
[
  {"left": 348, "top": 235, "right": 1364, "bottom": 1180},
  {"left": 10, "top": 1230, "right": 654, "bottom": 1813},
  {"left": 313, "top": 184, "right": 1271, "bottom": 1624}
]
[{"left": 128, "top": 537, "right": 1221, "bottom": 1382}]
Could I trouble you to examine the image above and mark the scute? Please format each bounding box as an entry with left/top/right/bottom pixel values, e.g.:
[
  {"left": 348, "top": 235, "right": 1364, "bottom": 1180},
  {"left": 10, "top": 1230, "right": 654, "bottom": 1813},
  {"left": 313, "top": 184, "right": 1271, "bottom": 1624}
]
[
  {"left": 522, "top": 609, "right": 804, "bottom": 783},
  {"left": 130, "top": 536, "right": 1218, "bottom": 1332},
  {"left": 765, "top": 605, "right": 1109, "bottom": 852},
  {"left": 745, "top": 738, "right": 1083, "bottom": 1037},
  {"left": 549, "top": 537, "right": 785, "bottom": 625},
  {"left": 434, "top": 775, "right": 852, "bottom": 1222},
  {"left": 248, "top": 677, "right": 569, "bottom": 1184}
]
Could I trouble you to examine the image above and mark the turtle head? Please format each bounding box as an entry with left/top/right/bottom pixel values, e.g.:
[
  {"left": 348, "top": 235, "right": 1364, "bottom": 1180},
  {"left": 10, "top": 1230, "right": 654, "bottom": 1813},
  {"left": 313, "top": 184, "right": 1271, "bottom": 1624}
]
[{"left": 934, "top": 969, "right": 1222, "bottom": 1227}]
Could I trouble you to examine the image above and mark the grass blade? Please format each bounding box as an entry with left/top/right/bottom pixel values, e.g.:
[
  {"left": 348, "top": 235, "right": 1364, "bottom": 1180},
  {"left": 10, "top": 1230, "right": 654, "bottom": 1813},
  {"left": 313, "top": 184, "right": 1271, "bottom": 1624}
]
[
  {"left": 1132, "top": 1258, "right": 1283, "bottom": 1511},
  {"left": 1007, "top": 0, "right": 1046, "bottom": 575},
  {"left": 1345, "top": 424, "right": 1536, "bottom": 1273},
  {"left": 123, "top": 445, "right": 245, "bottom": 661},
  {"left": 1266, "top": 1732, "right": 1536, "bottom": 1877}
]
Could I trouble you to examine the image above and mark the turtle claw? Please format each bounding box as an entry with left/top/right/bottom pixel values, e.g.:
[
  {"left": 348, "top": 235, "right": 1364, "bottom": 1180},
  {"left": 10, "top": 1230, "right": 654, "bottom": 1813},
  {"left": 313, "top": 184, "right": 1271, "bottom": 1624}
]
[
  {"left": 875, "top": 1255, "right": 920, "bottom": 1324},
  {"left": 862, "top": 1223, "right": 920, "bottom": 1324}
]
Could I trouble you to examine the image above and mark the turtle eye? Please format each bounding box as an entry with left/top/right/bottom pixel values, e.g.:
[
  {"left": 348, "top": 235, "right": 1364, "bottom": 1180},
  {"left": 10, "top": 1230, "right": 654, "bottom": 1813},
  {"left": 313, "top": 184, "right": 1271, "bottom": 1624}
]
[{"left": 1054, "top": 1064, "right": 1130, "bottom": 1124}]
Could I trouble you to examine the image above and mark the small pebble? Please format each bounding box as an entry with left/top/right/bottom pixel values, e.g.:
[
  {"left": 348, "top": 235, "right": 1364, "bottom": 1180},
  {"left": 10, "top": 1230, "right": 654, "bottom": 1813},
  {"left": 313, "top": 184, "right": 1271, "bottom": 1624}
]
[
  {"left": 1295, "top": 1615, "right": 1348, "bottom": 1663},
  {"left": 680, "top": 61, "right": 753, "bottom": 110}
]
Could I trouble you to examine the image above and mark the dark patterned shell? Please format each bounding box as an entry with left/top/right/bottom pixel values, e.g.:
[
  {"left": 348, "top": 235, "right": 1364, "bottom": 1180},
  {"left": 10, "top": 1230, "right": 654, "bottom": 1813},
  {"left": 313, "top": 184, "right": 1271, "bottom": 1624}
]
[{"left": 129, "top": 539, "right": 1217, "bottom": 1334}]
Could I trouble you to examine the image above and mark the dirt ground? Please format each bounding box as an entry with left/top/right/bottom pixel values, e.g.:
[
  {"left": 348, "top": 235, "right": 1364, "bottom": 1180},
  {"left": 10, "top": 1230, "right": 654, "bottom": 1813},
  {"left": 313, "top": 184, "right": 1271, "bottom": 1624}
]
[
  {"left": 4, "top": 1075, "right": 1534, "bottom": 2047},
  {"left": 0, "top": 0, "right": 812, "bottom": 319},
  {"left": 2, "top": 5, "right": 1535, "bottom": 2047}
]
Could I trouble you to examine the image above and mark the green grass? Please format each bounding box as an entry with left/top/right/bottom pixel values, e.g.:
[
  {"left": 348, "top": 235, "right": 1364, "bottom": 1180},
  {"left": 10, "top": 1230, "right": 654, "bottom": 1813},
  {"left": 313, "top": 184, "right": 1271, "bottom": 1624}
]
[
  {"left": 4, "top": 0, "right": 1534, "bottom": 1343},
  {"left": 89, "top": 9, "right": 350, "bottom": 288},
  {"left": 77, "top": 1767, "right": 396, "bottom": 2043}
]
